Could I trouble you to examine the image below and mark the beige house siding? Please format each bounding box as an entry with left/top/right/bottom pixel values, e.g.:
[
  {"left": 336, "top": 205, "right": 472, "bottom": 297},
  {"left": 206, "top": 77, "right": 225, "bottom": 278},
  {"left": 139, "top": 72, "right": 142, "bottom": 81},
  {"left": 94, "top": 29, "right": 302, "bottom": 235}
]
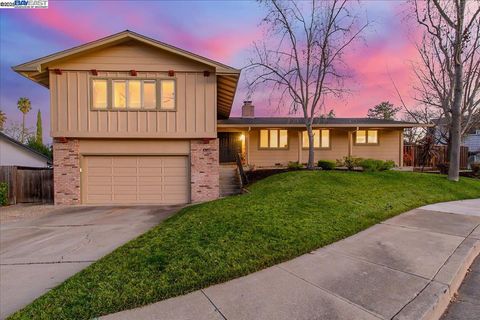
[
  {"left": 228, "top": 128, "right": 404, "bottom": 167},
  {"left": 300, "top": 130, "right": 350, "bottom": 163},
  {"left": 351, "top": 129, "right": 402, "bottom": 164},
  {"left": 247, "top": 129, "right": 300, "bottom": 167},
  {"left": 49, "top": 42, "right": 217, "bottom": 139}
]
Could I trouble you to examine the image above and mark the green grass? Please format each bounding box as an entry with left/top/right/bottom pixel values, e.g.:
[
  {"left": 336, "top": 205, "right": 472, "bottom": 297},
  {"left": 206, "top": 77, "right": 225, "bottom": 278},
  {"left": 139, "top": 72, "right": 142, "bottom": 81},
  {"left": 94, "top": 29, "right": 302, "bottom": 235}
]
[{"left": 9, "top": 171, "right": 480, "bottom": 319}]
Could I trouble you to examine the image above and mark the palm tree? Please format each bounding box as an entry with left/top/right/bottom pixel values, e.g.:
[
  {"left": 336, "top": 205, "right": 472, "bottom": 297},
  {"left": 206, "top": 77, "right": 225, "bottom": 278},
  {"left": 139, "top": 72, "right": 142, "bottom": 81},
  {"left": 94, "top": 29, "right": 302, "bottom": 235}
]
[
  {"left": 17, "top": 97, "right": 31, "bottom": 143},
  {"left": 0, "top": 109, "right": 6, "bottom": 131}
]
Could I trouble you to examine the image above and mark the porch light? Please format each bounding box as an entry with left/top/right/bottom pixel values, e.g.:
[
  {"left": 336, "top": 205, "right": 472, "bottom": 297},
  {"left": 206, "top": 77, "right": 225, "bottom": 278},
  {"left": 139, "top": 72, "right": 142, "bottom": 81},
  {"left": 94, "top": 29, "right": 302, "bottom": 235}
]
[{"left": 239, "top": 134, "right": 245, "bottom": 141}]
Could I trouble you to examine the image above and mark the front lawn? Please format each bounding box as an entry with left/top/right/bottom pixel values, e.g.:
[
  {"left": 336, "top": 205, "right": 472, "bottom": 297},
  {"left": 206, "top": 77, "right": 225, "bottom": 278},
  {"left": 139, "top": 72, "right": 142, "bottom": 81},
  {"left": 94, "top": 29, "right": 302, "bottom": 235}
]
[{"left": 9, "top": 171, "right": 480, "bottom": 319}]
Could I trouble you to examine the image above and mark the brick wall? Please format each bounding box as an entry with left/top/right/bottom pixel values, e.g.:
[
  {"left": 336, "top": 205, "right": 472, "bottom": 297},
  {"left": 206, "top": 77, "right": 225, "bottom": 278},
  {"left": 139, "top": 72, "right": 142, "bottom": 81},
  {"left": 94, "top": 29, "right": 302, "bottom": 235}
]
[
  {"left": 190, "top": 139, "right": 219, "bottom": 202},
  {"left": 53, "top": 138, "right": 80, "bottom": 205}
]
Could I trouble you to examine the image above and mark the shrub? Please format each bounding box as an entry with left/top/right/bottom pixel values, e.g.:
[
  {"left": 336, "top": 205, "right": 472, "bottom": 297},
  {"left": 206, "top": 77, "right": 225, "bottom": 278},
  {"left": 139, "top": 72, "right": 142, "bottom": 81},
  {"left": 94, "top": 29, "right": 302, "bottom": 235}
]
[
  {"left": 287, "top": 161, "right": 303, "bottom": 170},
  {"left": 359, "top": 159, "right": 396, "bottom": 172},
  {"left": 337, "top": 156, "right": 362, "bottom": 171},
  {"left": 317, "top": 160, "right": 336, "bottom": 170},
  {"left": 437, "top": 162, "right": 449, "bottom": 175},
  {"left": 0, "top": 182, "right": 8, "bottom": 206},
  {"left": 382, "top": 160, "right": 396, "bottom": 170},
  {"left": 471, "top": 162, "right": 480, "bottom": 176}
]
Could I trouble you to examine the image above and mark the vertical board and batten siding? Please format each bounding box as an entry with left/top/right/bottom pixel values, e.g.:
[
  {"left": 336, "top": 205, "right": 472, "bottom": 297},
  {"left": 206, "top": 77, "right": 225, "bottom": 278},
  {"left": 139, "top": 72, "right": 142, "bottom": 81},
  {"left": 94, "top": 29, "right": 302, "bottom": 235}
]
[{"left": 48, "top": 41, "right": 217, "bottom": 138}]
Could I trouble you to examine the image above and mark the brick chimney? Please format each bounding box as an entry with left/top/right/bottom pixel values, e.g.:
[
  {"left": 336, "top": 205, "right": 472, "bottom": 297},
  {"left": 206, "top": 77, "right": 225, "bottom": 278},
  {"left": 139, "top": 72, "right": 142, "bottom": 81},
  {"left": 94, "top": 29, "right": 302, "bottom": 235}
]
[{"left": 242, "top": 101, "right": 255, "bottom": 118}]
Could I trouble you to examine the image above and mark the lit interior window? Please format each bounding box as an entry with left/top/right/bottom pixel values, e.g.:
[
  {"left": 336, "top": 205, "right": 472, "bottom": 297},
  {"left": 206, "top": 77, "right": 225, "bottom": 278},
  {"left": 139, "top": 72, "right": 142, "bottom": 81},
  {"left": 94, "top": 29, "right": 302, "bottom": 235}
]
[
  {"left": 368, "top": 130, "right": 378, "bottom": 144},
  {"left": 92, "top": 80, "right": 107, "bottom": 109},
  {"left": 269, "top": 129, "right": 278, "bottom": 148},
  {"left": 321, "top": 129, "right": 330, "bottom": 148},
  {"left": 356, "top": 130, "right": 366, "bottom": 144},
  {"left": 279, "top": 130, "right": 288, "bottom": 148},
  {"left": 161, "top": 80, "right": 175, "bottom": 109},
  {"left": 128, "top": 80, "right": 141, "bottom": 109},
  {"left": 260, "top": 130, "right": 269, "bottom": 148},
  {"left": 113, "top": 81, "right": 126, "bottom": 109},
  {"left": 143, "top": 81, "right": 156, "bottom": 109}
]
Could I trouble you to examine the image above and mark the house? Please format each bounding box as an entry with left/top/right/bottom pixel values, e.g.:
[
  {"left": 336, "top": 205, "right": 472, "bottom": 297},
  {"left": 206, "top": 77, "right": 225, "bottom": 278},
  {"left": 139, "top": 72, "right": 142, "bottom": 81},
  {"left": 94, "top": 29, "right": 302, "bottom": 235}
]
[
  {"left": 463, "top": 128, "right": 480, "bottom": 163},
  {"left": 0, "top": 132, "right": 51, "bottom": 168},
  {"left": 13, "top": 30, "right": 427, "bottom": 206}
]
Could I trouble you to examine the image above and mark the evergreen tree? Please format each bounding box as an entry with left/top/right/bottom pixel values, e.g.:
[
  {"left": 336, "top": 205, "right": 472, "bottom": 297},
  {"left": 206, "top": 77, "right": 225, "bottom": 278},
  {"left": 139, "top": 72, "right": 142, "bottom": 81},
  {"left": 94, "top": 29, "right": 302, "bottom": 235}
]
[{"left": 36, "top": 110, "right": 43, "bottom": 144}]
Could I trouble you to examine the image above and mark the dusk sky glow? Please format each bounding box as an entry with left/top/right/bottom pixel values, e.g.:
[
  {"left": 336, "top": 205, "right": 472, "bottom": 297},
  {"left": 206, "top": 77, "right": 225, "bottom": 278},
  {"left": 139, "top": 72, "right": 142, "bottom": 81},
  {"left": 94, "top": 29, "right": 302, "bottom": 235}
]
[{"left": 0, "top": 0, "right": 422, "bottom": 142}]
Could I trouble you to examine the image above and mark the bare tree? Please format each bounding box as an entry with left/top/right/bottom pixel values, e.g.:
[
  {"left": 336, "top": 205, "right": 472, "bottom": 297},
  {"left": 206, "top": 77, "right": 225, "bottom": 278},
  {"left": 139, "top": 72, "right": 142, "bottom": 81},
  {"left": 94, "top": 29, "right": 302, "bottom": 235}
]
[
  {"left": 412, "top": 0, "right": 480, "bottom": 181},
  {"left": 246, "top": 0, "right": 368, "bottom": 169}
]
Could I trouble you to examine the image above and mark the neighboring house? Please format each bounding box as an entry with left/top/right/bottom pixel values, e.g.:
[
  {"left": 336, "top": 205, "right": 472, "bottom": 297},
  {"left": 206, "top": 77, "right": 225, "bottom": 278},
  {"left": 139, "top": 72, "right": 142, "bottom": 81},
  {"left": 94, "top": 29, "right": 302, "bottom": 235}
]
[
  {"left": 0, "top": 132, "right": 51, "bottom": 167},
  {"left": 463, "top": 128, "right": 480, "bottom": 163},
  {"left": 13, "top": 30, "right": 427, "bottom": 206}
]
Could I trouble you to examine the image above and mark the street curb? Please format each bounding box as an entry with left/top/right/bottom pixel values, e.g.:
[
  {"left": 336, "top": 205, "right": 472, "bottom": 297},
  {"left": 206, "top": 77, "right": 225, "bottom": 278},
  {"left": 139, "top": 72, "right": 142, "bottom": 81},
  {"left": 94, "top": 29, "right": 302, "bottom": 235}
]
[{"left": 393, "top": 235, "right": 480, "bottom": 320}]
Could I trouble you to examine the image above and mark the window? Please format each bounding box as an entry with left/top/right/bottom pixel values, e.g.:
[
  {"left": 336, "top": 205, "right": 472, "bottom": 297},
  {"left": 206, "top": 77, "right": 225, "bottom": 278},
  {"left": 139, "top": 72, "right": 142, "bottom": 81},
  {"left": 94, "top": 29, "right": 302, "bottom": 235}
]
[
  {"left": 161, "top": 80, "right": 175, "bottom": 110},
  {"left": 259, "top": 129, "right": 288, "bottom": 149},
  {"left": 355, "top": 130, "right": 378, "bottom": 144},
  {"left": 302, "top": 129, "right": 330, "bottom": 148},
  {"left": 92, "top": 80, "right": 107, "bottom": 109},
  {"left": 90, "top": 79, "right": 169, "bottom": 110},
  {"left": 113, "top": 81, "right": 127, "bottom": 109}
]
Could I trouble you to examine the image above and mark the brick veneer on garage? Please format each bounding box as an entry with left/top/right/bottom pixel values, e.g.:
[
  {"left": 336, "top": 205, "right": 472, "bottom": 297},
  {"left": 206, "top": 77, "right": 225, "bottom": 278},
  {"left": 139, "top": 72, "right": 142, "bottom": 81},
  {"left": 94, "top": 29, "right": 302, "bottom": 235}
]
[
  {"left": 190, "top": 139, "right": 219, "bottom": 202},
  {"left": 53, "top": 138, "right": 80, "bottom": 205}
]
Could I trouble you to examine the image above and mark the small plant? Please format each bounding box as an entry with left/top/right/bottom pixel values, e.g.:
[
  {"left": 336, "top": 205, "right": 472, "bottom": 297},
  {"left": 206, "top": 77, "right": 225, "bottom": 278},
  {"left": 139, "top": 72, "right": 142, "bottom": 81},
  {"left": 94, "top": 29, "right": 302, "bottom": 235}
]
[
  {"left": 337, "top": 156, "right": 362, "bottom": 170},
  {"left": 437, "top": 162, "right": 449, "bottom": 175},
  {"left": 0, "top": 182, "right": 8, "bottom": 206},
  {"left": 287, "top": 161, "right": 303, "bottom": 170},
  {"left": 471, "top": 163, "right": 480, "bottom": 176},
  {"left": 317, "top": 160, "right": 336, "bottom": 170}
]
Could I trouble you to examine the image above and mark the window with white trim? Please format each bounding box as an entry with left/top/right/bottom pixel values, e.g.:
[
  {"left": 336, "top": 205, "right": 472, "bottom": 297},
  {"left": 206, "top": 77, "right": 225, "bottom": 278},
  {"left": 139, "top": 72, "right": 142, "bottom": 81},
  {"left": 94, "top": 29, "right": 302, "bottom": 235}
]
[
  {"left": 302, "top": 129, "right": 330, "bottom": 148},
  {"left": 259, "top": 129, "right": 288, "bottom": 149}
]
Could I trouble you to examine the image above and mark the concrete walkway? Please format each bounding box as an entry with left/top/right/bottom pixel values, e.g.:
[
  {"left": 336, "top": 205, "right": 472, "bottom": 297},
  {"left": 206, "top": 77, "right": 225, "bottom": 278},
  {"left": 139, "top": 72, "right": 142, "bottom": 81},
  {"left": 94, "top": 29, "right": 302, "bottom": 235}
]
[
  {"left": 103, "top": 199, "right": 480, "bottom": 320},
  {"left": 0, "top": 205, "right": 181, "bottom": 319}
]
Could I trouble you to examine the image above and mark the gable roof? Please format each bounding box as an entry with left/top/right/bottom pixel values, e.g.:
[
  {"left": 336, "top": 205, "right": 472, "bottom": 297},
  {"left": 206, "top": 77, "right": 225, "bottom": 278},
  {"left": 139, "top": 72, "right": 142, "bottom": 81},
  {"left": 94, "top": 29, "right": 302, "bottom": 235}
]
[
  {"left": 12, "top": 30, "right": 240, "bottom": 118},
  {"left": 218, "top": 117, "right": 434, "bottom": 128},
  {"left": 0, "top": 132, "right": 52, "bottom": 163}
]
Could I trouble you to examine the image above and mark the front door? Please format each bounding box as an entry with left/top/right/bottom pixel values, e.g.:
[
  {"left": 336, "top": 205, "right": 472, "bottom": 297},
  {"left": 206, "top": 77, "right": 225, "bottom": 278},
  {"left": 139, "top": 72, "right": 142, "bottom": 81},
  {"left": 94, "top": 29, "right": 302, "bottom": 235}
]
[{"left": 219, "top": 132, "right": 242, "bottom": 163}]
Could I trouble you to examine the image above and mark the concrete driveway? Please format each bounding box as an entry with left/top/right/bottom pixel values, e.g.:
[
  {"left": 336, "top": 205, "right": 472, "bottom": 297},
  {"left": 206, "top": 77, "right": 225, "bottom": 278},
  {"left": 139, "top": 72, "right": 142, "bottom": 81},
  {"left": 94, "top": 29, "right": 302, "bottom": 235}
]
[{"left": 0, "top": 205, "right": 181, "bottom": 319}]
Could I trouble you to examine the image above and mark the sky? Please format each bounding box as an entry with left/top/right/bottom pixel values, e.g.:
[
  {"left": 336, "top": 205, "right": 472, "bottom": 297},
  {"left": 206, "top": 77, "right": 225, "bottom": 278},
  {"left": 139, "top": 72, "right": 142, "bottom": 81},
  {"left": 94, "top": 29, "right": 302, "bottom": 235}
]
[{"left": 0, "top": 0, "right": 421, "bottom": 143}]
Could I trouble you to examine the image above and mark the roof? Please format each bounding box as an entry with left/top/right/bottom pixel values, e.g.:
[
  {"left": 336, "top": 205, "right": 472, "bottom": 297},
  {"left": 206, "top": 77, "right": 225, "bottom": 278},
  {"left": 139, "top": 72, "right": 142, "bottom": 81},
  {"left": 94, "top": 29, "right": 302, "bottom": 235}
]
[
  {"left": 0, "top": 132, "right": 52, "bottom": 163},
  {"left": 217, "top": 117, "right": 434, "bottom": 128},
  {"left": 12, "top": 30, "right": 240, "bottom": 119}
]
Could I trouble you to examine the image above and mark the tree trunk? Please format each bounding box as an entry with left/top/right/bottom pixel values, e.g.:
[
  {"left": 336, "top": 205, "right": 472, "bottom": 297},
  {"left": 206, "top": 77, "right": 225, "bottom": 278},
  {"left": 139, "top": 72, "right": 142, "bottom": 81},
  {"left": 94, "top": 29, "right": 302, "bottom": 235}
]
[
  {"left": 21, "top": 112, "right": 26, "bottom": 143},
  {"left": 307, "top": 125, "right": 315, "bottom": 169},
  {"left": 448, "top": 0, "right": 465, "bottom": 182}
]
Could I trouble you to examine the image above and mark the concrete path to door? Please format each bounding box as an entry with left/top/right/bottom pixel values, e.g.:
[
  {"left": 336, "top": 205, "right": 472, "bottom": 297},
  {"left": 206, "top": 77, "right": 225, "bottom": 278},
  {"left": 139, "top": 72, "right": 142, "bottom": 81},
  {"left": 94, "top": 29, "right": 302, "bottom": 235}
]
[
  {"left": 0, "top": 205, "right": 182, "bottom": 319},
  {"left": 103, "top": 199, "right": 480, "bottom": 320}
]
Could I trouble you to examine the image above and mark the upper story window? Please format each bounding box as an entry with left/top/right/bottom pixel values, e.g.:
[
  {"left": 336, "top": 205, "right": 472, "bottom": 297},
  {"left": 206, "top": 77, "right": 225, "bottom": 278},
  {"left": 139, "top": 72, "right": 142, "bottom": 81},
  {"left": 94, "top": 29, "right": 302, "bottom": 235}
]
[
  {"left": 355, "top": 129, "right": 378, "bottom": 144},
  {"left": 91, "top": 78, "right": 174, "bottom": 110},
  {"left": 260, "top": 129, "right": 288, "bottom": 149},
  {"left": 92, "top": 80, "right": 108, "bottom": 109},
  {"left": 302, "top": 129, "right": 330, "bottom": 148}
]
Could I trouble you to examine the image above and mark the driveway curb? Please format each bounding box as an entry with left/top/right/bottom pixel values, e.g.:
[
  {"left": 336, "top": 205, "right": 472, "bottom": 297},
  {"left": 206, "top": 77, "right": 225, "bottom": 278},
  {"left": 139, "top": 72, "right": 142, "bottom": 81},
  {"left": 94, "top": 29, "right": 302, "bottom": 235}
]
[{"left": 393, "top": 236, "right": 480, "bottom": 320}]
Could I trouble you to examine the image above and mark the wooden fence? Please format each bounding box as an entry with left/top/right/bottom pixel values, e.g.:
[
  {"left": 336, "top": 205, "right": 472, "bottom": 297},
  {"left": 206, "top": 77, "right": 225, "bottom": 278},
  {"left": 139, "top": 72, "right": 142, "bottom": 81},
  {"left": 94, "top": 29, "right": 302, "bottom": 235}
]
[
  {"left": 403, "top": 145, "right": 469, "bottom": 169},
  {"left": 0, "top": 166, "right": 53, "bottom": 205}
]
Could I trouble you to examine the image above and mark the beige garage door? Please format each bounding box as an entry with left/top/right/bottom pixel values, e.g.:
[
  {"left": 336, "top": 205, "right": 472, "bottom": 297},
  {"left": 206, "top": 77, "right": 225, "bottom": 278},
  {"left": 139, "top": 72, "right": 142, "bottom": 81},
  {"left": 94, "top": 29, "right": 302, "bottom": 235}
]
[{"left": 82, "top": 156, "right": 189, "bottom": 204}]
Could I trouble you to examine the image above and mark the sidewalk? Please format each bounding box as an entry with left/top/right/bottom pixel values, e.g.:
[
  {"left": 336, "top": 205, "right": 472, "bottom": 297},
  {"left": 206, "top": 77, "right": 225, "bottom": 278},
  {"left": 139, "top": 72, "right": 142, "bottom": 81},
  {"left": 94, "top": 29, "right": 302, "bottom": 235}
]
[{"left": 103, "top": 199, "right": 480, "bottom": 320}]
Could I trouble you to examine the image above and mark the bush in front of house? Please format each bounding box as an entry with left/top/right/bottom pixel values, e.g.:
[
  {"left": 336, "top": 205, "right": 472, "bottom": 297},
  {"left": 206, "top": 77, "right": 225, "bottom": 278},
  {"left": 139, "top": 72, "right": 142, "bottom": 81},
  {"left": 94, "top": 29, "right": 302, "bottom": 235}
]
[
  {"left": 317, "top": 160, "right": 336, "bottom": 170},
  {"left": 287, "top": 161, "right": 303, "bottom": 170},
  {"left": 471, "top": 163, "right": 480, "bottom": 176},
  {"left": 359, "top": 158, "right": 395, "bottom": 172},
  {"left": 336, "top": 156, "right": 362, "bottom": 171},
  {"left": 0, "top": 182, "right": 8, "bottom": 206}
]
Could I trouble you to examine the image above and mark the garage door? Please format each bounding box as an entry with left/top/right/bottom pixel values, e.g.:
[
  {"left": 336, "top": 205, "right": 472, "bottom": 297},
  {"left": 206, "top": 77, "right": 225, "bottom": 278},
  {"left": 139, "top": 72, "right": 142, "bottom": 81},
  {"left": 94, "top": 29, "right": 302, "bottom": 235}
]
[{"left": 82, "top": 156, "right": 189, "bottom": 204}]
